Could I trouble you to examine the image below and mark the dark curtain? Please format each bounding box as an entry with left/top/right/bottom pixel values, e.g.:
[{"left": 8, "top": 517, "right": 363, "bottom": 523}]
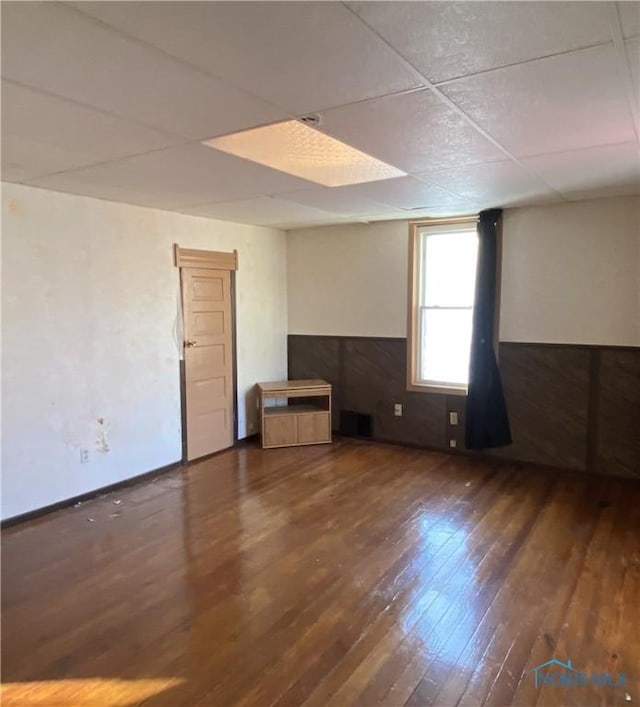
[{"left": 465, "top": 209, "right": 512, "bottom": 450}]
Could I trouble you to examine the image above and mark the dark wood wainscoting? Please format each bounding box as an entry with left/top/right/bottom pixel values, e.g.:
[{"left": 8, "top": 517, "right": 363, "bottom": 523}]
[{"left": 288, "top": 335, "right": 640, "bottom": 480}]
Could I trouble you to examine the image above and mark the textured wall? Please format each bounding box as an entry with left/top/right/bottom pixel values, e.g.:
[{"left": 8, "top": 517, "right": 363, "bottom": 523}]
[
  {"left": 500, "top": 198, "right": 640, "bottom": 345},
  {"left": 2, "top": 183, "right": 287, "bottom": 519},
  {"left": 287, "top": 220, "right": 408, "bottom": 337}
]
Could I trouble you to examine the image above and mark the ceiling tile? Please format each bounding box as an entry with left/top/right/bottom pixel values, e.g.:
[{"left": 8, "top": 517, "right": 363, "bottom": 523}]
[
  {"left": 398, "top": 205, "right": 480, "bottom": 219},
  {"left": 26, "top": 144, "right": 315, "bottom": 210},
  {"left": 420, "top": 161, "right": 558, "bottom": 207},
  {"left": 348, "top": 1, "right": 612, "bottom": 83},
  {"left": 319, "top": 89, "right": 504, "bottom": 174},
  {"left": 181, "top": 196, "right": 341, "bottom": 227},
  {"left": 442, "top": 45, "right": 636, "bottom": 157},
  {"left": 521, "top": 143, "right": 640, "bottom": 197},
  {"left": 1, "top": 80, "right": 180, "bottom": 180},
  {"left": 336, "top": 176, "right": 471, "bottom": 210},
  {"left": 70, "top": 1, "right": 420, "bottom": 114},
  {"left": 1, "top": 134, "right": 91, "bottom": 183},
  {"left": 1, "top": 2, "right": 286, "bottom": 139},
  {"left": 627, "top": 37, "right": 640, "bottom": 78},
  {"left": 626, "top": 38, "right": 640, "bottom": 119},
  {"left": 360, "top": 213, "right": 407, "bottom": 222},
  {"left": 273, "top": 186, "right": 402, "bottom": 217},
  {"left": 618, "top": 1, "right": 640, "bottom": 38}
]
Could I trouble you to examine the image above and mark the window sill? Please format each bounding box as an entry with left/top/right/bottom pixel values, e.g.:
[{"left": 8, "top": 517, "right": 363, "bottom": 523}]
[{"left": 407, "top": 382, "right": 468, "bottom": 396}]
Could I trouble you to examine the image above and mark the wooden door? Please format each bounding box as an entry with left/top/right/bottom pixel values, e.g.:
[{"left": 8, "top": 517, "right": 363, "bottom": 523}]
[{"left": 182, "top": 267, "right": 234, "bottom": 460}]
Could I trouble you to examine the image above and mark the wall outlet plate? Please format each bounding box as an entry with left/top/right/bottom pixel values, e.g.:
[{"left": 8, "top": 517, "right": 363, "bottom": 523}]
[
  {"left": 394, "top": 403, "right": 403, "bottom": 417},
  {"left": 449, "top": 439, "right": 457, "bottom": 448}
]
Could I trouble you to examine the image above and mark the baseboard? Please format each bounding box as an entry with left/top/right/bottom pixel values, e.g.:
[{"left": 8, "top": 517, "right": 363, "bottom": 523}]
[
  {"left": 339, "top": 434, "right": 640, "bottom": 486},
  {"left": 237, "top": 433, "right": 259, "bottom": 444},
  {"left": 1, "top": 460, "right": 182, "bottom": 529},
  {"left": 2, "top": 436, "right": 262, "bottom": 529}
]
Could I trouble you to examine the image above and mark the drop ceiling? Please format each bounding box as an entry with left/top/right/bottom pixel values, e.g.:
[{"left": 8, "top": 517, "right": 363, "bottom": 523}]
[{"left": 1, "top": 1, "right": 639, "bottom": 230}]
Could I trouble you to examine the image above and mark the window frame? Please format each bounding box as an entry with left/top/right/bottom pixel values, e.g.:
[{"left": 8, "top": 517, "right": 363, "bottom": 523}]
[{"left": 407, "top": 216, "right": 480, "bottom": 396}]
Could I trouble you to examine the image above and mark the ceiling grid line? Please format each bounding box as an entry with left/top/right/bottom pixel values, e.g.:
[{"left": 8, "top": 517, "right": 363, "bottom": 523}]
[
  {"left": 63, "top": 0, "right": 298, "bottom": 129},
  {"left": 2, "top": 77, "right": 185, "bottom": 144},
  {"left": 610, "top": 3, "right": 640, "bottom": 140},
  {"left": 19, "top": 138, "right": 202, "bottom": 185},
  {"left": 431, "top": 40, "right": 617, "bottom": 88}
]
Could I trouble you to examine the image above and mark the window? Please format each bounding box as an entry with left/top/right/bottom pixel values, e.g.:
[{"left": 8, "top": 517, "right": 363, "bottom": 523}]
[{"left": 407, "top": 219, "right": 479, "bottom": 395}]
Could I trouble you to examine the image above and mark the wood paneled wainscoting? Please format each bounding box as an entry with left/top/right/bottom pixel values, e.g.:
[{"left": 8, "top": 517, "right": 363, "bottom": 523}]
[
  {"left": 288, "top": 335, "right": 640, "bottom": 479},
  {"left": 2, "top": 439, "right": 639, "bottom": 706}
]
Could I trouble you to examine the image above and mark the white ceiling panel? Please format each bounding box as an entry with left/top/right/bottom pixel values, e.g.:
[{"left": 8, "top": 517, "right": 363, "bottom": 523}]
[
  {"left": 626, "top": 38, "right": 640, "bottom": 117},
  {"left": 348, "top": 1, "right": 612, "bottom": 84},
  {"left": 1, "top": 80, "right": 180, "bottom": 180},
  {"left": 27, "top": 144, "right": 315, "bottom": 210},
  {"left": 70, "top": 1, "right": 420, "bottom": 114},
  {"left": 181, "top": 196, "right": 341, "bottom": 227},
  {"left": 398, "top": 205, "right": 480, "bottom": 219},
  {"left": 336, "top": 176, "right": 472, "bottom": 210},
  {"left": 1, "top": 134, "right": 94, "bottom": 183},
  {"left": 521, "top": 143, "right": 640, "bottom": 197},
  {"left": 618, "top": 1, "right": 640, "bottom": 38},
  {"left": 360, "top": 213, "right": 407, "bottom": 222},
  {"left": 442, "top": 45, "right": 637, "bottom": 157},
  {"left": 1, "top": 2, "right": 286, "bottom": 139},
  {"left": 274, "top": 186, "right": 401, "bottom": 217},
  {"left": 319, "top": 89, "right": 504, "bottom": 174},
  {"left": 420, "top": 161, "right": 558, "bottom": 207}
]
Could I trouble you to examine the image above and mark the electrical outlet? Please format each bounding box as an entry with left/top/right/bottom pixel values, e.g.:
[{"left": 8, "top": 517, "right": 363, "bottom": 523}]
[
  {"left": 80, "top": 449, "right": 89, "bottom": 464},
  {"left": 449, "top": 439, "right": 457, "bottom": 449},
  {"left": 394, "top": 403, "right": 403, "bottom": 417},
  {"left": 449, "top": 411, "right": 458, "bottom": 426}
]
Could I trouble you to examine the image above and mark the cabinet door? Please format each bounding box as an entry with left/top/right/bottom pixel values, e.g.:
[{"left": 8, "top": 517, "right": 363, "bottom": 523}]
[
  {"left": 297, "top": 413, "right": 331, "bottom": 444},
  {"left": 263, "top": 416, "right": 297, "bottom": 447}
]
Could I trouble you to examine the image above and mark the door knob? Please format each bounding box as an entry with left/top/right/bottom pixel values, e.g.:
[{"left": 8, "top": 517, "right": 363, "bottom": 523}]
[{"left": 185, "top": 340, "right": 197, "bottom": 348}]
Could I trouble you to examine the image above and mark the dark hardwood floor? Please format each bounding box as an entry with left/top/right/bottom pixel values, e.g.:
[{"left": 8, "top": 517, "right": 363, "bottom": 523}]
[{"left": 2, "top": 438, "right": 639, "bottom": 706}]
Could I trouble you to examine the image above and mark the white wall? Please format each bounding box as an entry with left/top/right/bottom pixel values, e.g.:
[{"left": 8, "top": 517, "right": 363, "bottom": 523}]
[
  {"left": 287, "top": 196, "right": 640, "bottom": 346},
  {"left": 287, "top": 220, "right": 409, "bottom": 337},
  {"left": 1, "top": 183, "right": 287, "bottom": 519},
  {"left": 500, "top": 198, "right": 640, "bottom": 344}
]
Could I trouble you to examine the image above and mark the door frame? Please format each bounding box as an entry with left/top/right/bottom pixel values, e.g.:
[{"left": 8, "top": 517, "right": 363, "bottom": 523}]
[{"left": 174, "top": 245, "right": 239, "bottom": 463}]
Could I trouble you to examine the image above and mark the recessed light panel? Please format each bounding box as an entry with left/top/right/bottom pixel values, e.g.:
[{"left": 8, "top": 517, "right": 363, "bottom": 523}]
[{"left": 203, "top": 120, "right": 406, "bottom": 187}]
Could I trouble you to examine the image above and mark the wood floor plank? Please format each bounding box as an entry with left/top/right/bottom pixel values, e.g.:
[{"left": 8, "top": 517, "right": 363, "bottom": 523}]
[
  {"left": 296, "top": 466, "right": 520, "bottom": 707},
  {"left": 2, "top": 438, "right": 639, "bottom": 707},
  {"left": 187, "top": 453, "right": 484, "bottom": 706},
  {"left": 324, "top": 467, "right": 544, "bottom": 707},
  {"left": 436, "top": 477, "right": 597, "bottom": 707}
]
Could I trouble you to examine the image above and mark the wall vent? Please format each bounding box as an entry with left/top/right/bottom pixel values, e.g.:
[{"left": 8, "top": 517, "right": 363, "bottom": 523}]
[{"left": 340, "top": 410, "right": 373, "bottom": 438}]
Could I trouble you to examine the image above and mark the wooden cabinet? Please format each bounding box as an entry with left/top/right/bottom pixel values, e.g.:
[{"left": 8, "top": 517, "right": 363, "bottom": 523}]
[
  {"left": 257, "top": 379, "right": 332, "bottom": 449},
  {"left": 263, "top": 415, "right": 297, "bottom": 448}
]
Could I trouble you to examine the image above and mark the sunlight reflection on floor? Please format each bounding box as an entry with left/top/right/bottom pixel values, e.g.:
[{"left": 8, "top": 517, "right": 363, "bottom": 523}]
[
  {"left": 396, "top": 513, "right": 481, "bottom": 670},
  {"left": 0, "top": 677, "right": 184, "bottom": 706}
]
